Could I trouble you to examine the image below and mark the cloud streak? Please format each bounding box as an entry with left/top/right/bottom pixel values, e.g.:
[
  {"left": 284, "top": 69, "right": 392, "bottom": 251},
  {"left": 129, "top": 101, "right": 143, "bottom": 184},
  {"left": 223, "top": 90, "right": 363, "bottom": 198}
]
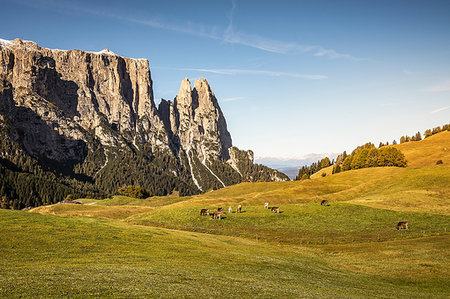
[
  {"left": 154, "top": 66, "right": 328, "bottom": 80},
  {"left": 14, "top": 0, "right": 360, "bottom": 60},
  {"left": 430, "top": 106, "right": 450, "bottom": 114},
  {"left": 222, "top": 1, "right": 361, "bottom": 60}
]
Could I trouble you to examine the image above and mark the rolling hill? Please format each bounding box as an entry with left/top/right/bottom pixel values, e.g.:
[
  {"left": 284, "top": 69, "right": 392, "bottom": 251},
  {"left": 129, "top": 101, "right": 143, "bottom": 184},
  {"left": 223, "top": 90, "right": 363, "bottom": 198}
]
[
  {"left": 391, "top": 130, "right": 450, "bottom": 168},
  {"left": 1, "top": 131, "right": 449, "bottom": 297}
]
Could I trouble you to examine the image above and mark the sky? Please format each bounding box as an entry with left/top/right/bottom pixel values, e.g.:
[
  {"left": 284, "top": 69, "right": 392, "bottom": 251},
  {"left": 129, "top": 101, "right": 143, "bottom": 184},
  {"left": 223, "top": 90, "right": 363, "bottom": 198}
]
[{"left": 1, "top": 0, "right": 449, "bottom": 163}]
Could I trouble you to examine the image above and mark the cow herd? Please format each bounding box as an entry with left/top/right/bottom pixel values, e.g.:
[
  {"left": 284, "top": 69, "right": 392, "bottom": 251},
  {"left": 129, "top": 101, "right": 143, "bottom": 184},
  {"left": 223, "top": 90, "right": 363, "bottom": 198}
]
[
  {"left": 199, "top": 200, "right": 409, "bottom": 230},
  {"left": 200, "top": 203, "right": 282, "bottom": 220},
  {"left": 200, "top": 204, "right": 242, "bottom": 219}
]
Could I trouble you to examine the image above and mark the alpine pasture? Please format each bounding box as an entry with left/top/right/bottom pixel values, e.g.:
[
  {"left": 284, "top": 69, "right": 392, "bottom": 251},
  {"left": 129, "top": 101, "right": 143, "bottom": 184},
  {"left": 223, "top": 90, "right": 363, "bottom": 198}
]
[{"left": 1, "top": 132, "right": 449, "bottom": 297}]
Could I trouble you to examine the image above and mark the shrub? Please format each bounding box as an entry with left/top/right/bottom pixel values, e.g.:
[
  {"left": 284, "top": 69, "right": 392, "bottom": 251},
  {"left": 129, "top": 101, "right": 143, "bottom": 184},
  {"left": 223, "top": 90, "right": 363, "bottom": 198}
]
[
  {"left": 436, "top": 160, "right": 443, "bottom": 165},
  {"left": 321, "top": 172, "right": 326, "bottom": 177},
  {"left": 118, "top": 185, "right": 150, "bottom": 199}
]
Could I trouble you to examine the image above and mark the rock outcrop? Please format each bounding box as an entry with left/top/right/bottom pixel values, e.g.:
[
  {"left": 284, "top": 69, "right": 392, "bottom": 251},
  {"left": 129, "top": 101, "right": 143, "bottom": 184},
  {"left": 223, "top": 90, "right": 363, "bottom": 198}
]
[
  {"left": 159, "top": 78, "right": 232, "bottom": 161},
  {"left": 0, "top": 38, "right": 288, "bottom": 208}
]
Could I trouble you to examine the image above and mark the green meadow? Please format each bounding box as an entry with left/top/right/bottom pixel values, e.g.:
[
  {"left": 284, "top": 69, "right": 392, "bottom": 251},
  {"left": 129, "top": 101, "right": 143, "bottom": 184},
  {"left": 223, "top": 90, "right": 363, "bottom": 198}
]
[{"left": 1, "top": 132, "right": 449, "bottom": 297}]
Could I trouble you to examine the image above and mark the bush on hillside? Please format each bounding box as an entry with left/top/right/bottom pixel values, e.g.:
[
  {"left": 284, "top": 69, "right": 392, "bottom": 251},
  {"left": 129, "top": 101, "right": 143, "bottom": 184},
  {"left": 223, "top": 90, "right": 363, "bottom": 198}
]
[
  {"left": 436, "top": 160, "right": 443, "bottom": 165},
  {"left": 118, "top": 185, "right": 150, "bottom": 199}
]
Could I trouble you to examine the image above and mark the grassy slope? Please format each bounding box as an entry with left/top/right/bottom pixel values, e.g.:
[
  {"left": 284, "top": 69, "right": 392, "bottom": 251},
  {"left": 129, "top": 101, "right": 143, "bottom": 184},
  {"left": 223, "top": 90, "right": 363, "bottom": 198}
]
[
  {"left": 3, "top": 131, "right": 449, "bottom": 297},
  {"left": 310, "top": 165, "right": 334, "bottom": 179},
  {"left": 391, "top": 131, "right": 450, "bottom": 168},
  {"left": 128, "top": 202, "right": 449, "bottom": 244},
  {"left": 0, "top": 209, "right": 449, "bottom": 298}
]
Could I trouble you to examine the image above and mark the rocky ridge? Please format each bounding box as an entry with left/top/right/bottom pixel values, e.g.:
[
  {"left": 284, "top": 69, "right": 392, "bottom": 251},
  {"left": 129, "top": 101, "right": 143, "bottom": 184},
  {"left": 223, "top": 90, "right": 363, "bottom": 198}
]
[{"left": 0, "top": 38, "right": 288, "bottom": 208}]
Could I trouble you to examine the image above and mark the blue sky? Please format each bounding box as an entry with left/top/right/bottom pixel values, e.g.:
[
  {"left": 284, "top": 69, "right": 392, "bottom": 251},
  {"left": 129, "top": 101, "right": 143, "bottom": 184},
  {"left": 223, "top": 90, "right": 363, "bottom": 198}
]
[{"left": 1, "top": 0, "right": 449, "bottom": 160}]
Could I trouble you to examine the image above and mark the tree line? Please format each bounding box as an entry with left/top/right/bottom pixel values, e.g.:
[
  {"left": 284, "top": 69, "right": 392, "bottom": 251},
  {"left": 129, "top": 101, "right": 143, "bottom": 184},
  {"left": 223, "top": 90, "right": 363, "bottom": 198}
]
[
  {"left": 379, "top": 123, "right": 449, "bottom": 147},
  {"left": 296, "top": 123, "right": 448, "bottom": 180}
]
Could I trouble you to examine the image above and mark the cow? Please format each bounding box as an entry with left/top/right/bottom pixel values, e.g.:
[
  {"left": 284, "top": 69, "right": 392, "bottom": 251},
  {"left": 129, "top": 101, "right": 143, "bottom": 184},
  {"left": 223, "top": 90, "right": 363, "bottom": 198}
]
[
  {"left": 264, "top": 202, "right": 269, "bottom": 209},
  {"left": 321, "top": 200, "right": 329, "bottom": 206},
  {"left": 200, "top": 208, "right": 210, "bottom": 216},
  {"left": 396, "top": 221, "right": 409, "bottom": 230},
  {"left": 212, "top": 211, "right": 222, "bottom": 219},
  {"left": 271, "top": 207, "right": 280, "bottom": 213},
  {"left": 228, "top": 206, "right": 233, "bottom": 213},
  {"left": 236, "top": 204, "right": 242, "bottom": 213},
  {"left": 218, "top": 207, "right": 224, "bottom": 212}
]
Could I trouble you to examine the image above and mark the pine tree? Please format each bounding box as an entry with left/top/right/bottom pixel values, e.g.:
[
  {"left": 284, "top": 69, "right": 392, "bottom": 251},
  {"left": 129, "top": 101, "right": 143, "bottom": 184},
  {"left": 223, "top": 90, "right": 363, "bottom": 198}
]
[
  {"left": 341, "top": 156, "right": 353, "bottom": 171},
  {"left": 415, "top": 131, "right": 422, "bottom": 141}
]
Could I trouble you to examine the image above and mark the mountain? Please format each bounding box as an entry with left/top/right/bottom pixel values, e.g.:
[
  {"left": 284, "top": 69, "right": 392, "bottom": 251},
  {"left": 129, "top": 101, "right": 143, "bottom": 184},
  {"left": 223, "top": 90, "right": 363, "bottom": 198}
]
[
  {"left": 255, "top": 153, "right": 339, "bottom": 179},
  {"left": 0, "top": 38, "right": 288, "bottom": 209}
]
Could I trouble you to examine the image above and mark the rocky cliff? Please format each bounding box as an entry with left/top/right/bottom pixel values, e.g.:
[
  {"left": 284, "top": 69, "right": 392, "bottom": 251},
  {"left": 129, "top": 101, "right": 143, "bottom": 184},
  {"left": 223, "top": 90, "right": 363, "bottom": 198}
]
[{"left": 0, "top": 38, "right": 288, "bottom": 209}]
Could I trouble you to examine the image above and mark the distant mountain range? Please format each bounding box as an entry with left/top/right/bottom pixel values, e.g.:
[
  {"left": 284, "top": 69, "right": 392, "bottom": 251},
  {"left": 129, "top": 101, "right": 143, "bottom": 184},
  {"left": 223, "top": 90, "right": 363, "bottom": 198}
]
[{"left": 255, "top": 153, "right": 339, "bottom": 179}]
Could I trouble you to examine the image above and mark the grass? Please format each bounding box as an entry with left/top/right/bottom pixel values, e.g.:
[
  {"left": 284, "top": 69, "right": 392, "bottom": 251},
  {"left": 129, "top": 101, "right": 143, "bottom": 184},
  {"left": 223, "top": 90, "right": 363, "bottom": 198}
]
[
  {"left": 391, "top": 131, "right": 450, "bottom": 168},
  {"left": 0, "top": 209, "right": 448, "bottom": 298},
  {"left": 31, "top": 203, "right": 155, "bottom": 220},
  {"left": 2, "top": 131, "right": 449, "bottom": 297},
  {"left": 310, "top": 165, "right": 334, "bottom": 179},
  {"left": 127, "top": 202, "right": 449, "bottom": 244},
  {"left": 95, "top": 195, "right": 189, "bottom": 208},
  {"left": 152, "top": 166, "right": 449, "bottom": 216}
]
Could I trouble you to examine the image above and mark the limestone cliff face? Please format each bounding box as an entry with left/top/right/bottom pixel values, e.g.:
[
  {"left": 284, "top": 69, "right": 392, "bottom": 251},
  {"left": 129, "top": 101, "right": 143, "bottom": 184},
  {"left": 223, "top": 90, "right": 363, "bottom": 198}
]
[
  {"left": 0, "top": 38, "right": 287, "bottom": 201},
  {"left": 159, "top": 78, "right": 232, "bottom": 162},
  {"left": 0, "top": 38, "right": 169, "bottom": 160}
]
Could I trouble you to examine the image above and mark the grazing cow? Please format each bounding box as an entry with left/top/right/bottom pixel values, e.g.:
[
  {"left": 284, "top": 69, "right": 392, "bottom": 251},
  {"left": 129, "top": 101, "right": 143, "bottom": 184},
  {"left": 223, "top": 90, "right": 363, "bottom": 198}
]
[
  {"left": 264, "top": 202, "right": 269, "bottom": 209},
  {"left": 236, "top": 204, "right": 242, "bottom": 213},
  {"left": 212, "top": 211, "right": 222, "bottom": 219},
  {"left": 271, "top": 207, "right": 280, "bottom": 213},
  {"left": 396, "top": 221, "right": 409, "bottom": 230},
  {"left": 218, "top": 207, "right": 224, "bottom": 212},
  {"left": 200, "top": 208, "right": 210, "bottom": 216},
  {"left": 321, "top": 200, "right": 329, "bottom": 206},
  {"left": 228, "top": 206, "right": 233, "bottom": 213}
]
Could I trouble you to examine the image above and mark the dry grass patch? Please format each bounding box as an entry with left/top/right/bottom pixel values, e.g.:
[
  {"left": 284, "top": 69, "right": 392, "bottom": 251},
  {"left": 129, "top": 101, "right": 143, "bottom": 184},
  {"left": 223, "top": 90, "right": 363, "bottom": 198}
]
[
  {"left": 391, "top": 131, "right": 450, "bottom": 168},
  {"left": 310, "top": 165, "right": 334, "bottom": 179},
  {"left": 31, "top": 203, "right": 154, "bottom": 220}
]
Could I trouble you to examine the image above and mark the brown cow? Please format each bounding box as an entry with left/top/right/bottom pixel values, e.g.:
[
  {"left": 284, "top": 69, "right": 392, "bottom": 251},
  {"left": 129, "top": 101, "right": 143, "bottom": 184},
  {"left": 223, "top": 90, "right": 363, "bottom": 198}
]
[
  {"left": 396, "top": 221, "right": 408, "bottom": 230},
  {"left": 321, "top": 200, "right": 329, "bottom": 206},
  {"left": 212, "top": 211, "right": 222, "bottom": 219},
  {"left": 271, "top": 207, "right": 280, "bottom": 213},
  {"left": 200, "top": 208, "right": 210, "bottom": 216},
  {"left": 236, "top": 204, "right": 242, "bottom": 213},
  {"left": 218, "top": 207, "right": 224, "bottom": 212}
]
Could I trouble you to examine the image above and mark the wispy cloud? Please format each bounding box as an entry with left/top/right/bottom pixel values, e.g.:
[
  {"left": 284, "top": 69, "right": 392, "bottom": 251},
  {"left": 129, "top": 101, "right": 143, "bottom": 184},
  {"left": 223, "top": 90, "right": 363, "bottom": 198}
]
[
  {"left": 13, "top": 0, "right": 360, "bottom": 60},
  {"left": 153, "top": 66, "right": 327, "bottom": 80},
  {"left": 430, "top": 106, "right": 450, "bottom": 114},
  {"left": 222, "top": 1, "right": 361, "bottom": 60},
  {"left": 222, "top": 96, "right": 245, "bottom": 102},
  {"left": 422, "top": 79, "right": 450, "bottom": 92}
]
